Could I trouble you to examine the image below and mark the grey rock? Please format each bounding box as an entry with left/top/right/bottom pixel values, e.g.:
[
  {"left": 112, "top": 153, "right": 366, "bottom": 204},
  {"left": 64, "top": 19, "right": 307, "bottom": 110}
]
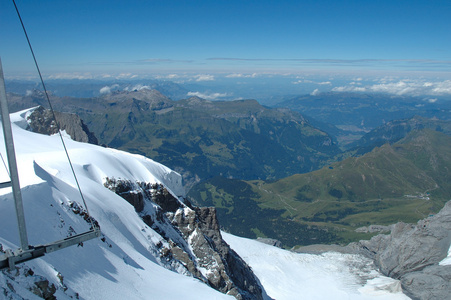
[
  {"left": 355, "top": 224, "right": 392, "bottom": 233},
  {"left": 256, "top": 238, "right": 283, "bottom": 248},
  {"left": 401, "top": 265, "right": 451, "bottom": 300},
  {"left": 171, "top": 206, "right": 263, "bottom": 300},
  {"left": 294, "top": 243, "right": 358, "bottom": 255},
  {"left": 26, "top": 106, "right": 98, "bottom": 145},
  {"left": 355, "top": 200, "right": 451, "bottom": 299},
  {"left": 358, "top": 201, "right": 451, "bottom": 279}
]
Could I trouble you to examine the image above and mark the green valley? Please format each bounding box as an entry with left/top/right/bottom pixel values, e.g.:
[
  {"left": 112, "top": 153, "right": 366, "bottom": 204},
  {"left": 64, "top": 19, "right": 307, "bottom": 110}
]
[{"left": 189, "top": 129, "right": 451, "bottom": 247}]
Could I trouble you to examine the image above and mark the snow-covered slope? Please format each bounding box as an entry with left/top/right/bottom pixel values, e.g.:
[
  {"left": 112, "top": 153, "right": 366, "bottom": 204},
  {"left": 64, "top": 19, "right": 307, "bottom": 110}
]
[
  {"left": 1, "top": 107, "right": 412, "bottom": 299},
  {"left": 0, "top": 108, "right": 232, "bottom": 299},
  {"left": 223, "top": 233, "right": 410, "bottom": 300}
]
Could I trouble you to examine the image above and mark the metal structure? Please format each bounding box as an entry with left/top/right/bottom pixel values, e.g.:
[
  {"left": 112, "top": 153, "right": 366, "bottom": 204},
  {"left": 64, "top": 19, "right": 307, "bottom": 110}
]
[{"left": 0, "top": 58, "right": 100, "bottom": 270}]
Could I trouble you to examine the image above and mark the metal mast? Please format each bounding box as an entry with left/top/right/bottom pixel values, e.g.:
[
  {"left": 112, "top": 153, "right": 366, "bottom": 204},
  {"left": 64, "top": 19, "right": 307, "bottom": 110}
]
[
  {"left": 0, "top": 58, "right": 29, "bottom": 251},
  {"left": 0, "top": 58, "right": 100, "bottom": 270}
]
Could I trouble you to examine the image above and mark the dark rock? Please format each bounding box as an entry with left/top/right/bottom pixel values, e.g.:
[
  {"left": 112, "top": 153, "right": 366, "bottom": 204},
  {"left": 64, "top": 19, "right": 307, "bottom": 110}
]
[
  {"left": 26, "top": 106, "right": 98, "bottom": 145},
  {"left": 33, "top": 279, "right": 57, "bottom": 300},
  {"left": 257, "top": 238, "right": 283, "bottom": 248},
  {"left": 2, "top": 266, "right": 60, "bottom": 300},
  {"left": 150, "top": 183, "right": 182, "bottom": 212},
  {"left": 170, "top": 206, "right": 263, "bottom": 300},
  {"left": 104, "top": 177, "right": 264, "bottom": 300}
]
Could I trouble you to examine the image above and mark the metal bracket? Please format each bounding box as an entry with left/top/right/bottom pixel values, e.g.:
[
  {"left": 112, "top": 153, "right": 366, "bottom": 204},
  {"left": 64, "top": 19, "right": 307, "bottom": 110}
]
[{"left": 0, "top": 228, "right": 101, "bottom": 270}]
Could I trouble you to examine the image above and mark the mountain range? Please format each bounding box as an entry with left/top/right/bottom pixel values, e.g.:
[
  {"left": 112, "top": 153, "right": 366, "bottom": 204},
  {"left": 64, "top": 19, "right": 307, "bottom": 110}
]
[
  {"left": 190, "top": 126, "right": 451, "bottom": 247},
  {"left": 275, "top": 92, "right": 451, "bottom": 148},
  {"left": 7, "top": 89, "right": 451, "bottom": 248},
  {"left": 7, "top": 89, "right": 340, "bottom": 189}
]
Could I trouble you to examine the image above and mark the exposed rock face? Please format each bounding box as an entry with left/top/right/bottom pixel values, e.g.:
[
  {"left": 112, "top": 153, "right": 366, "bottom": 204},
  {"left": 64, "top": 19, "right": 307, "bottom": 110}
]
[
  {"left": 26, "top": 106, "right": 98, "bottom": 145},
  {"left": 0, "top": 265, "right": 80, "bottom": 299},
  {"left": 355, "top": 200, "right": 451, "bottom": 299},
  {"left": 104, "top": 177, "right": 263, "bottom": 300},
  {"left": 170, "top": 207, "right": 263, "bottom": 299},
  {"left": 256, "top": 238, "right": 283, "bottom": 248},
  {"left": 355, "top": 224, "right": 392, "bottom": 234},
  {"left": 401, "top": 265, "right": 451, "bottom": 300}
]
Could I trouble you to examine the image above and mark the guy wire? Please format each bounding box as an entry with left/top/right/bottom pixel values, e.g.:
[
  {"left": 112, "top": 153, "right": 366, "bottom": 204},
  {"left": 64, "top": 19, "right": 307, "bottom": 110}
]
[{"left": 12, "top": 0, "right": 97, "bottom": 229}]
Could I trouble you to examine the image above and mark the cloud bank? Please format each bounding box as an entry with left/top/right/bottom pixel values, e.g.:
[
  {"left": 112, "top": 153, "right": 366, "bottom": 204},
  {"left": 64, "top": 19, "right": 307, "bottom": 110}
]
[
  {"left": 195, "top": 74, "right": 215, "bottom": 81},
  {"left": 293, "top": 79, "right": 332, "bottom": 85},
  {"left": 187, "top": 91, "right": 228, "bottom": 100},
  {"left": 226, "top": 73, "right": 259, "bottom": 78},
  {"left": 332, "top": 79, "right": 451, "bottom": 96}
]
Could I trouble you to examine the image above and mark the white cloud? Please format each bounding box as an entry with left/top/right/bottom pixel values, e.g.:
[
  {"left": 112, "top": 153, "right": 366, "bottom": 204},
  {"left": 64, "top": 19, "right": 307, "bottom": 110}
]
[
  {"left": 154, "top": 74, "right": 182, "bottom": 80},
  {"left": 310, "top": 89, "right": 320, "bottom": 96},
  {"left": 225, "top": 73, "right": 258, "bottom": 78},
  {"left": 131, "top": 84, "right": 151, "bottom": 91},
  {"left": 187, "top": 91, "right": 228, "bottom": 100},
  {"left": 100, "top": 86, "right": 111, "bottom": 94},
  {"left": 332, "top": 86, "right": 367, "bottom": 92},
  {"left": 226, "top": 73, "right": 244, "bottom": 78},
  {"left": 116, "top": 73, "right": 135, "bottom": 79},
  {"left": 99, "top": 84, "right": 119, "bottom": 94},
  {"left": 195, "top": 74, "right": 215, "bottom": 81},
  {"left": 292, "top": 79, "right": 331, "bottom": 85},
  {"left": 25, "top": 90, "right": 33, "bottom": 96},
  {"left": 332, "top": 79, "right": 451, "bottom": 96},
  {"left": 47, "top": 73, "right": 94, "bottom": 80},
  {"left": 431, "top": 80, "right": 451, "bottom": 94},
  {"left": 353, "top": 87, "right": 367, "bottom": 92}
]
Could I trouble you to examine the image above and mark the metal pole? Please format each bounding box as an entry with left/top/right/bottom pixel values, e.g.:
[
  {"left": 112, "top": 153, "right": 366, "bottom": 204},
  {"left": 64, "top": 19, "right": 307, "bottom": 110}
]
[{"left": 0, "top": 57, "right": 29, "bottom": 251}]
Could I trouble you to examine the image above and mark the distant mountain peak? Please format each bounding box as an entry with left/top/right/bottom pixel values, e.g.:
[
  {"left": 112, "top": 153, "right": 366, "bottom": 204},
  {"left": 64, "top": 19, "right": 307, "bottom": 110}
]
[{"left": 102, "top": 88, "right": 172, "bottom": 104}]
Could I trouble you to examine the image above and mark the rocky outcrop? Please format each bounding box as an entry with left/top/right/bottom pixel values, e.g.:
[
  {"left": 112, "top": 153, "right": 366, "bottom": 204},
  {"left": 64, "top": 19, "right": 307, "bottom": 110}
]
[
  {"left": 256, "top": 238, "right": 283, "bottom": 248},
  {"left": 355, "top": 200, "right": 451, "bottom": 299},
  {"left": 401, "top": 265, "right": 451, "bottom": 300},
  {"left": 104, "top": 177, "right": 264, "bottom": 300},
  {"left": 26, "top": 106, "right": 98, "bottom": 145},
  {"left": 170, "top": 206, "right": 263, "bottom": 299},
  {"left": 0, "top": 265, "right": 80, "bottom": 299},
  {"left": 355, "top": 224, "right": 392, "bottom": 234}
]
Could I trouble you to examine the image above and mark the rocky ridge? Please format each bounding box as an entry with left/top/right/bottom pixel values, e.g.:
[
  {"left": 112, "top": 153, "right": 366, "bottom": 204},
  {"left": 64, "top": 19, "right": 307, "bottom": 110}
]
[
  {"left": 26, "top": 105, "right": 98, "bottom": 145},
  {"left": 103, "top": 177, "right": 264, "bottom": 300},
  {"left": 294, "top": 200, "right": 451, "bottom": 299},
  {"left": 355, "top": 200, "right": 451, "bottom": 299}
]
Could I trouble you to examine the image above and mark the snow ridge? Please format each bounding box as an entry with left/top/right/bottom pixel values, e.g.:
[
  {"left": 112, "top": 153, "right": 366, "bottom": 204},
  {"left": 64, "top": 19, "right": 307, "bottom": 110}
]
[{"left": 1, "top": 108, "right": 233, "bottom": 299}]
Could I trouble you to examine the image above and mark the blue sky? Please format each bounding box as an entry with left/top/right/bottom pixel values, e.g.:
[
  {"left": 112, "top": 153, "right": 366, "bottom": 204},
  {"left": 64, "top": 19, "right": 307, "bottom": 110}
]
[{"left": 1, "top": 0, "right": 451, "bottom": 81}]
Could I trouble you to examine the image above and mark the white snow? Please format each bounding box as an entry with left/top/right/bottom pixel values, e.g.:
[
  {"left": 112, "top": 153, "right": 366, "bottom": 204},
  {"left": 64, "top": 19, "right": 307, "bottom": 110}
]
[
  {"left": 439, "top": 246, "right": 451, "bottom": 265},
  {"left": 0, "top": 107, "right": 411, "bottom": 299},
  {"left": 0, "top": 108, "right": 230, "bottom": 299},
  {"left": 223, "top": 232, "right": 410, "bottom": 300}
]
